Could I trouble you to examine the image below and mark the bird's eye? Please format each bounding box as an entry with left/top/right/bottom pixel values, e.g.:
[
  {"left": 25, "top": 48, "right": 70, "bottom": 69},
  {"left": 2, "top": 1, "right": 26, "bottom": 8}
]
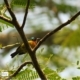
[{"left": 31, "top": 37, "right": 36, "bottom": 41}]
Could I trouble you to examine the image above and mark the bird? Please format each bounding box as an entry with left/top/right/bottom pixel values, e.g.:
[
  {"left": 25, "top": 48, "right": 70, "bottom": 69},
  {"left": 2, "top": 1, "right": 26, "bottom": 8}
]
[{"left": 11, "top": 37, "right": 40, "bottom": 58}]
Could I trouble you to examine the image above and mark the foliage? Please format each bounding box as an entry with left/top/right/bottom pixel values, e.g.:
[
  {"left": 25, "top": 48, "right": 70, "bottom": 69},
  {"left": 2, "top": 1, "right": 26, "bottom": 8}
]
[
  {"left": 62, "top": 28, "right": 80, "bottom": 48},
  {"left": 52, "top": 26, "right": 80, "bottom": 48},
  {"left": 72, "top": 76, "right": 80, "bottom": 80},
  {"left": 11, "top": 66, "right": 62, "bottom": 80},
  {"left": 11, "top": 0, "right": 35, "bottom": 8},
  {"left": 12, "top": 68, "right": 39, "bottom": 80},
  {"left": 43, "top": 67, "right": 61, "bottom": 80},
  {"left": 0, "top": 5, "right": 13, "bottom": 31},
  {"left": 0, "top": 0, "right": 80, "bottom": 80}
]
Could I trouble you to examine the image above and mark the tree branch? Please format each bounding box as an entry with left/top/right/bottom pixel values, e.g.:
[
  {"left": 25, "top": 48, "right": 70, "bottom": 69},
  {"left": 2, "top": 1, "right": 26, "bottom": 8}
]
[
  {"left": 17, "top": 30, "right": 47, "bottom": 80},
  {"left": 4, "top": 0, "right": 31, "bottom": 52},
  {"left": 4, "top": 0, "right": 47, "bottom": 79},
  {"left": 4, "top": 0, "right": 30, "bottom": 49},
  {"left": 3, "top": 0, "right": 80, "bottom": 80},
  {"left": 21, "top": 0, "right": 30, "bottom": 29},
  {"left": 6, "top": 61, "right": 32, "bottom": 80},
  {"left": 34, "top": 11, "right": 80, "bottom": 52}
]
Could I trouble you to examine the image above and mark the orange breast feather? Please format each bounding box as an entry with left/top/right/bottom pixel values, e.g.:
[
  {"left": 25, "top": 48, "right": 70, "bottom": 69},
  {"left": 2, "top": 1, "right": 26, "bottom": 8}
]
[{"left": 28, "top": 41, "right": 36, "bottom": 48}]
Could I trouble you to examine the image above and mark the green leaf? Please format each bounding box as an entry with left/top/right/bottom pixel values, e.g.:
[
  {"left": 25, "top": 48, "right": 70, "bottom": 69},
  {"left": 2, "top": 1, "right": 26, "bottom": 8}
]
[
  {"left": 0, "top": 19, "right": 13, "bottom": 27},
  {"left": 77, "top": 61, "right": 79, "bottom": 65},
  {"left": 62, "top": 28, "right": 80, "bottom": 48},
  {"left": 0, "top": 44, "right": 2, "bottom": 48},
  {"left": 0, "top": 26, "right": 2, "bottom": 32},
  {"left": 72, "top": 76, "right": 80, "bottom": 80},
  {"left": 41, "top": 48, "right": 44, "bottom": 52},
  {"left": 43, "top": 67, "right": 61, "bottom": 80},
  {"left": 77, "top": 67, "right": 80, "bottom": 69},
  {"left": 11, "top": 0, "right": 35, "bottom": 8},
  {"left": 57, "top": 67, "right": 66, "bottom": 73},
  {"left": 12, "top": 68, "right": 39, "bottom": 80}
]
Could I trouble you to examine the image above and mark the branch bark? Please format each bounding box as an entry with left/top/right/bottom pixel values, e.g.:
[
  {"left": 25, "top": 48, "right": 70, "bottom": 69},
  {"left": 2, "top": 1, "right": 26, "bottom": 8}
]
[{"left": 21, "top": 0, "right": 30, "bottom": 28}]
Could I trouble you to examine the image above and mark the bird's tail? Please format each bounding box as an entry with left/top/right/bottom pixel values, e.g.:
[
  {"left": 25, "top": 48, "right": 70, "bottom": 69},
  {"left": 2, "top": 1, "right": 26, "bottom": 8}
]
[{"left": 11, "top": 51, "right": 18, "bottom": 58}]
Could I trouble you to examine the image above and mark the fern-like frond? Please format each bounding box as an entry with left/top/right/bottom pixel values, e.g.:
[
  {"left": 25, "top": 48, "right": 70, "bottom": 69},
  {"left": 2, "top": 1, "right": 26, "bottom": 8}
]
[
  {"left": 43, "top": 67, "right": 61, "bottom": 80},
  {"left": 12, "top": 69, "right": 39, "bottom": 80},
  {"left": 11, "top": 0, "right": 35, "bottom": 8}
]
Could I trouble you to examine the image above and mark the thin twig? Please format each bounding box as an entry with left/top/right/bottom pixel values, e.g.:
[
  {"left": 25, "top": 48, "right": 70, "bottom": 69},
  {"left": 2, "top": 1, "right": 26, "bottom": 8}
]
[
  {"left": 21, "top": 0, "right": 30, "bottom": 29},
  {"left": 34, "top": 11, "right": 80, "bottom": 52},
  {"left": 6, "top": 61, "right": 32, "bottom": 80},
  {"left": 0, "top": 43, "right": 20, "bottom": 49},
  {"left": 0, "top": 15, "right": 12, "bottom": 24}
]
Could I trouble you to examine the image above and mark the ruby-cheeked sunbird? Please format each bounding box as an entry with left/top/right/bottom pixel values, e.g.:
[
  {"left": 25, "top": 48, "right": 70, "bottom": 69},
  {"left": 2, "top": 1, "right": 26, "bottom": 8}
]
[{"left": 11, "top": 37, "right": 40, "bottom": 58}]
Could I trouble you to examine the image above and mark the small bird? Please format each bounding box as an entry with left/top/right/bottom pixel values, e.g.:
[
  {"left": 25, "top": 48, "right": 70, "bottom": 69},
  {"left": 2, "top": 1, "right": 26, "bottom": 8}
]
[{"left": 11, "top": 37, "right": 40, "bottom": 58}]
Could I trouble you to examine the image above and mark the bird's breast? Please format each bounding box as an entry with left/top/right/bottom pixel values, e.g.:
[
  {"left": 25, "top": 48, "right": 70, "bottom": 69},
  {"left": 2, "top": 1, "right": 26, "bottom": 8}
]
[{"left": 28, "top": 41, "right": 37, "bottom": 48}]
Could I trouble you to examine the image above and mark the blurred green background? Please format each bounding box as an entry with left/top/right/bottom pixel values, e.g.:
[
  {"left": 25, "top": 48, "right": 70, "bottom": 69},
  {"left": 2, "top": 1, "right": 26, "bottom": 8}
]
[{"left": 0, "top": 0, "right": 80, "bottom": 79}]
